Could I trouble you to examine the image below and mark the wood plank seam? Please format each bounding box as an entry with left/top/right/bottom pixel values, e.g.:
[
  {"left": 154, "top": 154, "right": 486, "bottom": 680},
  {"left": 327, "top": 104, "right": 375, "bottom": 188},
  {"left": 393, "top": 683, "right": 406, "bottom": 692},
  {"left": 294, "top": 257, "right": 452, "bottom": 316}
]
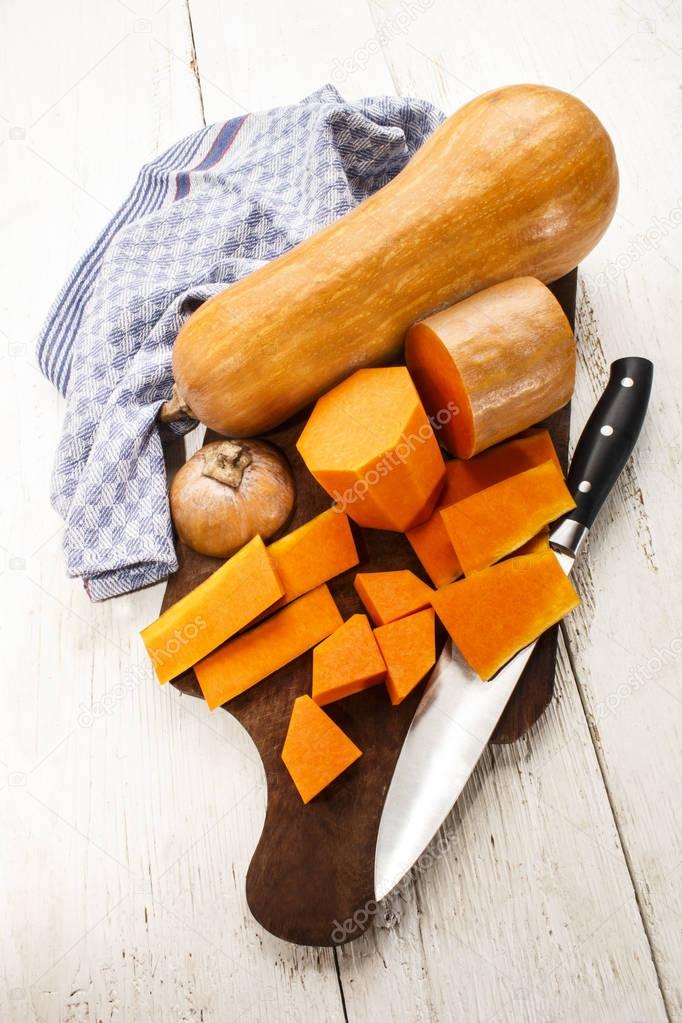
[
  {"left": 185, "top": 0, "right": 207, "bottom": 126},
  {"left": 559, "top": 620, "right": 674, "bottom": 1023}
]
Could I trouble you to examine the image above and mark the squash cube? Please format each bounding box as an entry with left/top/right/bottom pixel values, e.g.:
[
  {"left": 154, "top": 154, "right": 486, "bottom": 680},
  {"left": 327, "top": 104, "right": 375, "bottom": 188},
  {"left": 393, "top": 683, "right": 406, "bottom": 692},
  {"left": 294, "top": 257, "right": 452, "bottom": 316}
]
[
  {"left": 297, "top": 367, "right": 446, "bottom": 532},
  {"left": 432, "top": 550, "right": 580, "bottom": 680},
  {"left": 354, "top": 570, "right": 434, "bottom": 627},
  {"left": 374, "top": 608, "right": 436, "bottom": 706},
  {"left": 440, "top": 460, "right": 575, "bottom": 575},
  {"left": 282, "top": 696, "right": 362, "bottom": 803},
  {"left": 312, "top": 614, "right": 386, "bottom": 706}
]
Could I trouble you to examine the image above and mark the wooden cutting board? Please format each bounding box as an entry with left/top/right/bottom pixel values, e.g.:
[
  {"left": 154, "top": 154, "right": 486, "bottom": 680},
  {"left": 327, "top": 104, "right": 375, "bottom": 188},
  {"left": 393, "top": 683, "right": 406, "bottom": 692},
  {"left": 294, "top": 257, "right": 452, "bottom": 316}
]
[{"left": 163, "top": 269, "right": 577, "bottom": 947}]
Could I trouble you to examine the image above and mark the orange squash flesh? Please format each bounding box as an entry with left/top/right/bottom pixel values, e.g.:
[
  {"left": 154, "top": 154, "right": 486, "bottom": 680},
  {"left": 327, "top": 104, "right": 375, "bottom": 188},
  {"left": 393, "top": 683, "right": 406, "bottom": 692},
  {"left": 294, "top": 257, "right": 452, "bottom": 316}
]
[
  {"left": 406, "top": 278, "right": 576, "bottom": 458},
  {"left": 312, "top": 614, "right": 386, "bottom": 706},
  {"left": 432, "top": 551, "right": 580, "bottom": 680},
  {"left": 354, "top": 570, "right": 434, "bottom": 627},
  {"left": 374, "top": 608, "right": 436, "bottom": 706},
  {"left": 194, "top": 585, "right": 343, "bottom": 710},
  {"left": 268, "top": 508, "right": 359, "bottom": 604},
  {"left": 281, "top": 696, "right": 362, "bottom": 804},
  {"left": 514, "top": 526, "right": 550, "bottom": 557},
  {"left": 296, "top": 367, "right": 445, "bottom": 532},
  {"left": 170, "top": 85, "right": 617, "bottom": 438},
  {"left": 440, "top": 461, "right": 576, "bottom": 576},
  {"left": 141, "top": 535, "right": 283, "bottom": 684},
  {"left": 446, "top": 430, "right": 561, "bottom": 500},
  {"left": 405, "top": 431, "right": 559, "bottom": 586}
]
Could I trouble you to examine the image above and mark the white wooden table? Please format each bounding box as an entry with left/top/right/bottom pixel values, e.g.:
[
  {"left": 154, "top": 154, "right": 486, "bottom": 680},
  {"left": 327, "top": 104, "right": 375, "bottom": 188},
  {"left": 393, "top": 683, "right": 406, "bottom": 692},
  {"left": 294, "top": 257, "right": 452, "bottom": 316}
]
[{"left": 2, "top": 1, "right": 681, "bottom": 1020}]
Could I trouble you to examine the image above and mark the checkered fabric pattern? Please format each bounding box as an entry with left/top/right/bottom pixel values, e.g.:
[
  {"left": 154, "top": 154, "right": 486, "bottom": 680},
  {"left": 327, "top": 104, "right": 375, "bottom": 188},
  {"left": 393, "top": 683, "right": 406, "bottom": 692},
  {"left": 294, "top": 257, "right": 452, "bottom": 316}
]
[{"left": 37, "top": 84, "right": 444, "bottom": 600}]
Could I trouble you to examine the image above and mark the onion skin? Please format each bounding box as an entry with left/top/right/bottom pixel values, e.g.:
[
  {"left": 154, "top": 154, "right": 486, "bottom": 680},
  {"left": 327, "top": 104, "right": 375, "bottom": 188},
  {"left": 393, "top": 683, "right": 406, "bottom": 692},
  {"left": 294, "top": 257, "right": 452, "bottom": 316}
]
[{"left": 170, "top": 440, "right": 295, "bottom": 558}]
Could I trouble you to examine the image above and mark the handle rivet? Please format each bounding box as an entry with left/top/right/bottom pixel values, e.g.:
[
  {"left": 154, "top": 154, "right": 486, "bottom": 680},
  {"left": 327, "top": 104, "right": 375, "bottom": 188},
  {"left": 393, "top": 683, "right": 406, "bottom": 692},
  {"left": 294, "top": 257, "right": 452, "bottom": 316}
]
[
  {"left": 578, "top": 480, "right": 592, "bottom": 493},
  {"left": 621, "top": 377, "right": 634, "bottom": 388},
  {"left": 600, "top": 425, "right": 614, "bottom": 436}
]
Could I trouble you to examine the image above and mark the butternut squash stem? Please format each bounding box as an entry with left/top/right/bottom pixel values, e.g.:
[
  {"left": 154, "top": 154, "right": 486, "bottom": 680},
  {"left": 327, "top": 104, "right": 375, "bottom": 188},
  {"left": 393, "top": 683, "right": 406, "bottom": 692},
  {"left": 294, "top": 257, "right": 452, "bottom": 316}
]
[
  {"left": 201, "top": 441, "right": 253, "bottom": 488},
  {"left": 159, "top": 383, "right": 196, "bottom": 424}
]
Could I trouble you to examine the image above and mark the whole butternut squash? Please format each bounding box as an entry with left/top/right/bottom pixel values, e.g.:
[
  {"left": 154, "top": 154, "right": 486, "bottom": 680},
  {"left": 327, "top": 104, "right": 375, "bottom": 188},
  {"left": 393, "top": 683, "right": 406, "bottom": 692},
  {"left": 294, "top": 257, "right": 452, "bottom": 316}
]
[{"left": 167, "top": 84, "right": 618, "bottom": 437}]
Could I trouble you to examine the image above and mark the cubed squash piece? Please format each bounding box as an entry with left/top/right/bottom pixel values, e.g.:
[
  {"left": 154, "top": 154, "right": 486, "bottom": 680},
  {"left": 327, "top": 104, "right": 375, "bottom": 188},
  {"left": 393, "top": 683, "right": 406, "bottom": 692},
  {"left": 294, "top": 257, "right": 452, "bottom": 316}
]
[
  {"left": 374, "top": 608, "right": 436, "bottom": 706},
  {"left": 312, "top": 614, "right": 386, "bottom": 706},
  {"left": 194, "top": 585, "right": 343, "bottom": 710},
  {"left": 297, "top": 367, "right": 446, "bottom": 531},
  {"left": 432, "top": 550, "right": 580, "bottom": 680},
  {"left": 282, "top": 696, "right": 362, "bottom": 803},
  {"left": 268, "top": 508, "right": 359, "bottom": 603},
  {"left": 354, "top": 570, "right": 434, "bottom": 626},
  {"left": 440, "top": 461, "right": 575, "bottom": 576},
  {"left": 141, "top": 535, "right": 283, "bottom": 684}
]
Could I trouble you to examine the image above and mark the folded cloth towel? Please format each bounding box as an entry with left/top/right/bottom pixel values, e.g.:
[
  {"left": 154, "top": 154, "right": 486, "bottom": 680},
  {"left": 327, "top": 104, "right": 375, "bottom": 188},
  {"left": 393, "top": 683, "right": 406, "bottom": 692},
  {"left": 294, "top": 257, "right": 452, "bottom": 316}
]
[{"left": 37, "top": 84, "right": 444, "bottom": 600}]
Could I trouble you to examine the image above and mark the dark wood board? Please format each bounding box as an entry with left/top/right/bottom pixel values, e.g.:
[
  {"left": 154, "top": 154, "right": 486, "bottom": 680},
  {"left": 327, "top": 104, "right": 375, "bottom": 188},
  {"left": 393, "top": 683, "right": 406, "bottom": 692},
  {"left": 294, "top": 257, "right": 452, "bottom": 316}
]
[{"left": 163, "top": 269, "right": 577, "bottom": 947}]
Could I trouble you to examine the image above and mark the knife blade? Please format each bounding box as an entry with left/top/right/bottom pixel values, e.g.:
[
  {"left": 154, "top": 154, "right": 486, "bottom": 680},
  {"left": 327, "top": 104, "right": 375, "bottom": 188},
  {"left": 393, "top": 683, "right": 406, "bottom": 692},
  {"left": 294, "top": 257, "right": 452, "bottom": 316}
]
[{"left": 374, "top": 357, "right": 653, "bottom": 901}]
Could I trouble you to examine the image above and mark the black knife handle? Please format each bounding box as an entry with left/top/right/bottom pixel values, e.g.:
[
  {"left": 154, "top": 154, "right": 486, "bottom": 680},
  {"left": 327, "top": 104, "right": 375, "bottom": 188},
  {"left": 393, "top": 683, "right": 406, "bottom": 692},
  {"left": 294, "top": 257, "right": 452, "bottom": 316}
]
[{"left": 566, "top": 357, "right": 653, "bottom": 530}]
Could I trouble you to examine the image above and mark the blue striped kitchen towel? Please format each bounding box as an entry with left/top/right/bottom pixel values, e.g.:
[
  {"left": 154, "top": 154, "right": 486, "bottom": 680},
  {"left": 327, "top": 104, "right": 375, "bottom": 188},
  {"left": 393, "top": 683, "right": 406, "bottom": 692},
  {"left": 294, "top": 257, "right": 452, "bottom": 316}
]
[{"left": 37, "top": 84, "right": 444, "bottom": 600}]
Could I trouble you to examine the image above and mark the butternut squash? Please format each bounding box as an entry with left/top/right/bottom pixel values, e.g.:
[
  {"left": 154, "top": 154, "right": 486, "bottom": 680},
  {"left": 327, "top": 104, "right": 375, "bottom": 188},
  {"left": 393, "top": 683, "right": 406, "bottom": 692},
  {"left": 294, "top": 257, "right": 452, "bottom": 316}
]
[
  {"left": 312, "top": 614, "right": 386, "bottom": 706},
  {"left": 282, "top": 696, "right": 362, "bottom": 804},
  {"left": 440, "top": 461, "right": 575, "bottom": 575},
  {"left": 194, "top": 585, "right": 343, "bottom": 710},
  {"left": 165, "top": 85, "right": 617, "bottom": 436},
  {"left": 354, "top": 570, "right": 434, "bottom": 627},
  {"left": 267, "top": 508, "right": 359, "bottom": 604},
  {"left": 374, "top": 608, "right": 436, "bottom": 706},
  {"left": 141, "top": 534, "right": 283, "bottom": 684},
  {"left": 406, "top": 278, "right": 575, "bottom": 458},
  {"left": 297, "top": 368, "right": 445, "bottom": 531},
  {"left": 431, "top": 551, "right": 580, "bottom": 680}
]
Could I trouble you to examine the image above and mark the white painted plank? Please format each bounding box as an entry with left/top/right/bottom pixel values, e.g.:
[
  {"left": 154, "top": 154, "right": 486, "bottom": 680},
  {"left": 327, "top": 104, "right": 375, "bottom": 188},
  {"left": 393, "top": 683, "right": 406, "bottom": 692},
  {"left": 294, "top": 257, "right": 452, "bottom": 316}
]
[
  {"left": 338, "top": 0, "right": 681, "bottom": 1018},
  {"left": 186, "top": 0, "right": 395, "bottom": 120},
  {"left": 339, "top": 639, "right": 669, "bottom": 1022},
  {"left": 0, "top": 1, "right": 345, "bottom": 1020}
]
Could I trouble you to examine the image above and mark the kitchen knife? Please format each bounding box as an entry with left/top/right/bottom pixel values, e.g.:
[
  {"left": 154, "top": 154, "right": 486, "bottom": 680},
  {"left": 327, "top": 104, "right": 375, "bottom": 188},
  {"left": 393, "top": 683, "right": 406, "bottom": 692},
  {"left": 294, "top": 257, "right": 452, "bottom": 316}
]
[{"left": 374, "top": 357, "right": 653, "bottom": 901}]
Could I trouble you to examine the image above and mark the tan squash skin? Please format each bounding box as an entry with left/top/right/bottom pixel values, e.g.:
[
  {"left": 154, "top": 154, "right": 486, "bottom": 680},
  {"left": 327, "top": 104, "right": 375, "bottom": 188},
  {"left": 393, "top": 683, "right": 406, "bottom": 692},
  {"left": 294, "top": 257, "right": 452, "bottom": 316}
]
[
  {"left": 170, "top": 84, "right": 618, "bottom": 437},
  {"left": 406, "top": 277, "right": 576, "bottom": 457}
]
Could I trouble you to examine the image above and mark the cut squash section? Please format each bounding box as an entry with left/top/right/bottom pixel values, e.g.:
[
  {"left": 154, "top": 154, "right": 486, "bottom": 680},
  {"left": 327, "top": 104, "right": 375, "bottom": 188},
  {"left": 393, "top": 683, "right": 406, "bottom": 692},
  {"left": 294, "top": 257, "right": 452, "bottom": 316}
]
[
  {"left": 297, "top": 367, "right": 445, "bottom": 532},
  {"left": 282, "top": 695, "right": 362, "bottom": 803},
  {"left": 268, "top": 508, "right": 359, "bottom": 604},
  {"left": 406, "top": 277, "right": 575, "bottom": 457},
  {"left": 374, "top": 608, "right": 436, "bottom": 706},
  {"left": 445, "top": 430, "right": 561, "bottom": 501},
  {"left": 354, "top": 570, "right": 434, "bottom": 627},
  {"left": 405, "top": 461, "right": 463, "bottom": 586},
  {"left": 405, "top": 431, "right": 560, "bottom": 587},
  {"left": 440, "top": 461, "right": 575, "bottom": 575},
  {"left": 312, "top": 615, "right": 386, "bottom": 706},
  {"left": 195, "top": 585, "right": 343, "bottom": 710},
  {"left": 141, "top": 535, "right": 283, "bottom": 684},
  {"left": 432, "top": 550, "right": 580, "bottom": 680}
]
